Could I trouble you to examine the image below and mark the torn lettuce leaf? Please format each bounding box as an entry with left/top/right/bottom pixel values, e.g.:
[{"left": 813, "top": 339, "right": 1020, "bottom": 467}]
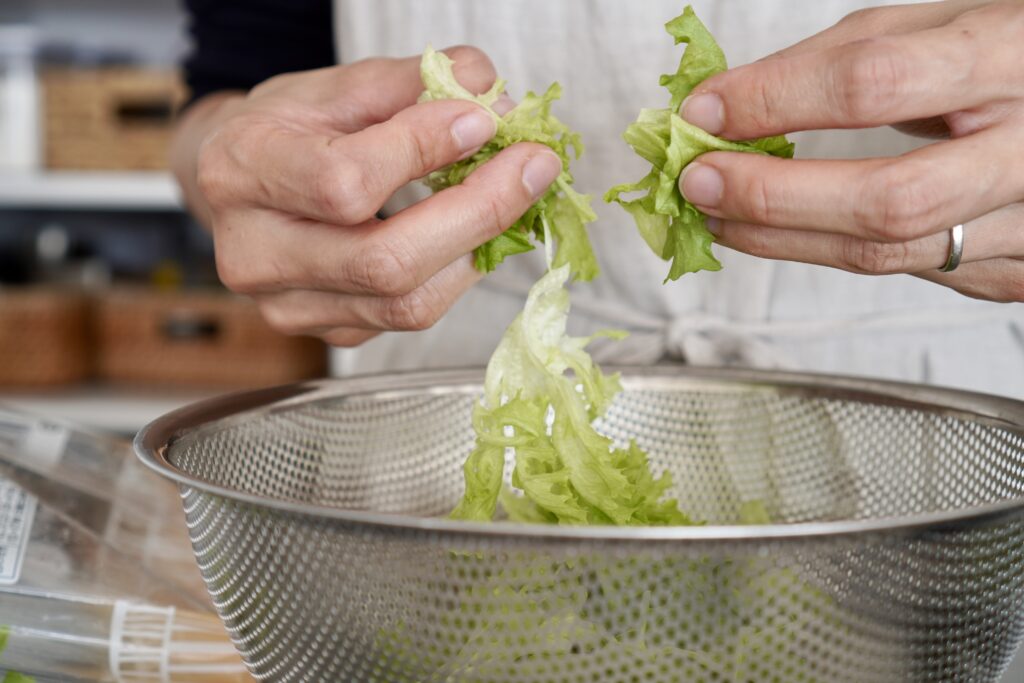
[
  {"left": 606, "top": 6, "right": 795, "bottom": 281},
  {"left": 434, "top": 266, "right": 827, "bottom": 679},
  {"left": 420, "top": 47, "right": 599, "bottom": 280},
  {"left": 660, "top": 4, "right": 728, "bottom": 112},
  {"left": 450, "top": 265, "right": 693, "bottom": 527}
]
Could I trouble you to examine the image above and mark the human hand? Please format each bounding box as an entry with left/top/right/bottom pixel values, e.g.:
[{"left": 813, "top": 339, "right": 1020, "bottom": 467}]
[
  {"left": 678, "top": 0, "right": 1024, "bottom": 303},
  {"left": 185, "top": 47, "right": 562, "bottom": 346}
]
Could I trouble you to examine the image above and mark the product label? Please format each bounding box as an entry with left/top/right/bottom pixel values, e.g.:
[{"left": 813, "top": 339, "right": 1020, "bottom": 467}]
[{"left": 0, "top": 479, "right": 36, "bottom": 585}]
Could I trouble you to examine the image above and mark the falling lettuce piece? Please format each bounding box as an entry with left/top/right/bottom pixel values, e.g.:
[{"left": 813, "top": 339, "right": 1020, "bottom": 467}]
[
  {"left": 606, "top": 5, "right": 795, "bottom": 281},
  {"left": 450, "top": 265, "right": 693, "bottom": 527},
  {"left": 420, "top": 47, "right": 599, "bottom": 280},
  {"left": 425, "top": 9, "right": 828, "bottom": 676}
]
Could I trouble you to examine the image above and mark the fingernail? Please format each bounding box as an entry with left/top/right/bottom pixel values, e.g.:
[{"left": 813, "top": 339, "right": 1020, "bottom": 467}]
[
  {"left": 493, "top": 93, "right": 516, "bottom": 116},
  {"left": 679, "top": 162, "right": 724, "bottom": 208},
  {"left": 680, "top": 93, "right": 725, "bottom": 135},
  {"left": 452, "top": 109, "right": 497, "bottom": 154},
  {"left": 705, "top": 216, "right": 723, "bottom": 237},
  {"left": 522, "top": 151, "right": 562, "bottom": 199}
]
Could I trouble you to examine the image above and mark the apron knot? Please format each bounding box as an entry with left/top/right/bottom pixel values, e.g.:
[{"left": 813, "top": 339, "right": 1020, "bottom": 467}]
[{"left": 663, "top": 313, "right": 792, "bottom": 368}]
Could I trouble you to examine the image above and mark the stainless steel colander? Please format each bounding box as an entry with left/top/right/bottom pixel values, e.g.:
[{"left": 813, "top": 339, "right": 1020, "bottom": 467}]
[{"left": 135, "top": 367, "right": 1024, "bottom": 682}]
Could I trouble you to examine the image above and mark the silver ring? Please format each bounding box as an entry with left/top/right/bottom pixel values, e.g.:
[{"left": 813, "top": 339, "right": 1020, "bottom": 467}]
[{"left": 940, "top": 224, "right": 964, "bottom": 273}]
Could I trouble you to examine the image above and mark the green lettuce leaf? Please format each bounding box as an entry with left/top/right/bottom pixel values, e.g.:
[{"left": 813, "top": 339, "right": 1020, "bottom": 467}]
[
  {"left": 2, "top": 673, "right": 34, "bottom": 683},
  {"left": 378, "top": 550, "right": 835, "bottom": 683},
  {"left": 420, "top": 47, "right": 599, "bottom": 280},
  {"left": 660, "top": 5, "right": 728, "bottom": 112},
  {"left": 451, "top": 265, "right": 694, "bottom": 527},
  {"left": 419, "top": 46, "right": 506, "bottom": 111},
  {"left": 606, "top": 5, "right": 795, "bottom": 281},
  {"left": 0, "top": 626, "right": 36, "bottom": 683}
]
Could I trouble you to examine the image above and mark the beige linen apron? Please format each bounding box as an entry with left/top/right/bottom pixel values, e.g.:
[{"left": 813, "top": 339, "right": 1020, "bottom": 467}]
[{"left": 329, "top": 0, "right": 1024, "bottom": 402}]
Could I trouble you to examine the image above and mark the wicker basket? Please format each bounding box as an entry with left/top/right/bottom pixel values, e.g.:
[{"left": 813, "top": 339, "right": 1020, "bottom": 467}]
[
  {"left": 0, "top": 288, "right": 92, "bottom": 388},
  {"left": 43, "top": 68, "right": 185, "bottom": 171},
  {"left": 95, "top": 289, "right": 328, "bottom": 389}
]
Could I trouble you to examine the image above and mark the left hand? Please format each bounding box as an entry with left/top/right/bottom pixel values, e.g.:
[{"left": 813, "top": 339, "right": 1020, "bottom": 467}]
[{"left": 678, "top": 0, "right": 1024, "bottom": 303}]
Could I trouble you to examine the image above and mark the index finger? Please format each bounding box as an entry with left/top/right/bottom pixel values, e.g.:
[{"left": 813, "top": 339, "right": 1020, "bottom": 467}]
[
  {"left": 680, "top": 124, "right": 1024, "bottom": 243},
  {"left": 242, "top": 98, "right": 499, "bottom": 226},
  {"left": 218, "top": 142, "right": 562, "bottom": 298},
  {"left": 324, "top": 45, "right": 501, "bottom": 129},
  {"left": 767, "top": 1, "right": 982, "bottom": 60},
  {"left": 682, "top": 7, "right": 1023, "bottom": 140}
]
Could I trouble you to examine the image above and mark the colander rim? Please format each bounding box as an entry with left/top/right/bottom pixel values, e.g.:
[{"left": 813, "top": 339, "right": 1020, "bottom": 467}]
[{"left": 134, "top": 365, "right": 1024, "bottom": 543}]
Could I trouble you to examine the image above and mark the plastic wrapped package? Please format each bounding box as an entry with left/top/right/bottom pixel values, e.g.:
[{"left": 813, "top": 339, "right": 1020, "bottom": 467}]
[
  {"left": 0, "top": 410, "right": 251, "bottom": 682},
  {"left": 0, "top": 408, "right": 208, "bottom": 601},
  {"left": 0, "top": 592, "right": 247, "bottom": 682}
]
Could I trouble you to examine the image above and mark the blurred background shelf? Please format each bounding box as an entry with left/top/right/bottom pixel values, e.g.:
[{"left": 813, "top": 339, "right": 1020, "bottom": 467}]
[
  {"left": 0, "top": 384, "right": 214, "bottom": 434},
  {"left": 0, "top": 171, "right": 181, "bottom": 211}
]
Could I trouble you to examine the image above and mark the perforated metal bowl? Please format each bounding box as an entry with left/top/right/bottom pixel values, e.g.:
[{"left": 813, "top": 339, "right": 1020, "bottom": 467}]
[{"left": 135, "top": 367, "right": 1024, "bottom": 682}]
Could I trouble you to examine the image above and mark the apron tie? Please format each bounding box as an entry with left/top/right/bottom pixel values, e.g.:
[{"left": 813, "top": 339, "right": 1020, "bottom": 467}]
[{"left": 588, "top": 311, "right": 794, "bottom": 368}]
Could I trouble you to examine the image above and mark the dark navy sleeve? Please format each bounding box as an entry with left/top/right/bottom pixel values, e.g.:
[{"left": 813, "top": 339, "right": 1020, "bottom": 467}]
[{"left": 180, "top": 0, "right": 336, "bottom": 108}]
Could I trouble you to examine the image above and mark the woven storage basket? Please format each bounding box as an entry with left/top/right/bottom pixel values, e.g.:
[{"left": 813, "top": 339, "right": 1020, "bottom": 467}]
[
  {"left": 95, "top": 288, "right": 328, "bottom": 389},
  {"left": 43, "top": 68, "right": 185, "bottom": 171},
  {"left": 0, "top": 287, "right": 92, "bottom": 387}
]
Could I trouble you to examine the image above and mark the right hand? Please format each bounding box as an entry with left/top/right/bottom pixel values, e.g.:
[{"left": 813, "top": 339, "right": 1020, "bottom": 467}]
[{"left": 184, "top": 47, "right": 562, "bottom": 347}]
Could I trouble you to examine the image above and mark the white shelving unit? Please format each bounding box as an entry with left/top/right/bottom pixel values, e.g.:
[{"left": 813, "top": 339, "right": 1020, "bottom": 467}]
[
  {"left": 0, "top": 170, "right": 189, "bottom": 432},
  {"left": 0, "top": 169, "right": 199, "bottom": 433},
  {"left": 0, "top": 171, "right": 182, "bottom": 211}
]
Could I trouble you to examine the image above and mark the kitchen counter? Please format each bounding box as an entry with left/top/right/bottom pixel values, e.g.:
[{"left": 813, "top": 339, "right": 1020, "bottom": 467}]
[{"left": 0, "top": 385, "right": 215, "bottom": 435}]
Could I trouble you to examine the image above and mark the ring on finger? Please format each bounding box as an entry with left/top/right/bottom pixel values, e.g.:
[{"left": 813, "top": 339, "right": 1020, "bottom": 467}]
[{"left": 939, "top": 224, "right": 965, "bottom": 273}]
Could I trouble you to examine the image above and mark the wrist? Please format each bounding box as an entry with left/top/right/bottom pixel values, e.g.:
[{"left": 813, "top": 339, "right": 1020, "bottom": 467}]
[{"left": 171, "top": 91, "right": 246, "bottom": 227}]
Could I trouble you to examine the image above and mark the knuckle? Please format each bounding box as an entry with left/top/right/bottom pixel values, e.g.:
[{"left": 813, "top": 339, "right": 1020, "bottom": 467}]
[
  {"left": 739, "top": 172, "right": 777, "bottom": 226},
  {"left": 749, "top": 73, "right": 782, "bottom": 133},
  {"left": 382, "top": 288, "right": 444, "bottom": 332},
  {"left": 351, "top": 239, "right": 418, "bottom": 297},
  {"left": 473, "top": 185, "right": 520, "bottom": 238},
  {"left": 316, "top": 154, "right": 377, "bottom": 224},
  {"left": 197, "top": 119, "right": 269, "bottom": 204},
  {"left": 835, "top": 7, "right": 890, "bottom": 34},
  {"left": 344, "top": 58, "right": 397, "bottom": 94},
  {"left": 856, "top": 162, "right": 945, "bottom": 241},
  {"left": 399, "top": 120, "right": 442, "bottom": 174},
  {"left": 214, "top": 248, "right": 258, "bottom": 294},
  {"left": 843, "top": 238, "right": 910, "bottom": 275},
  {"left": 257, "top": 301, "right": 305, "bottom": 336},
  {"left": 834, "top": 40, "right": 907, "bottom": 123},
  {"left": 213, "top": 230, "right": 286, "bottom": 296},
  {"left": 837, "top": 7, "right": 873, "bottom": 26},
  {"left": 195, "top": 139, "right": 232, "bottom": 202}
]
